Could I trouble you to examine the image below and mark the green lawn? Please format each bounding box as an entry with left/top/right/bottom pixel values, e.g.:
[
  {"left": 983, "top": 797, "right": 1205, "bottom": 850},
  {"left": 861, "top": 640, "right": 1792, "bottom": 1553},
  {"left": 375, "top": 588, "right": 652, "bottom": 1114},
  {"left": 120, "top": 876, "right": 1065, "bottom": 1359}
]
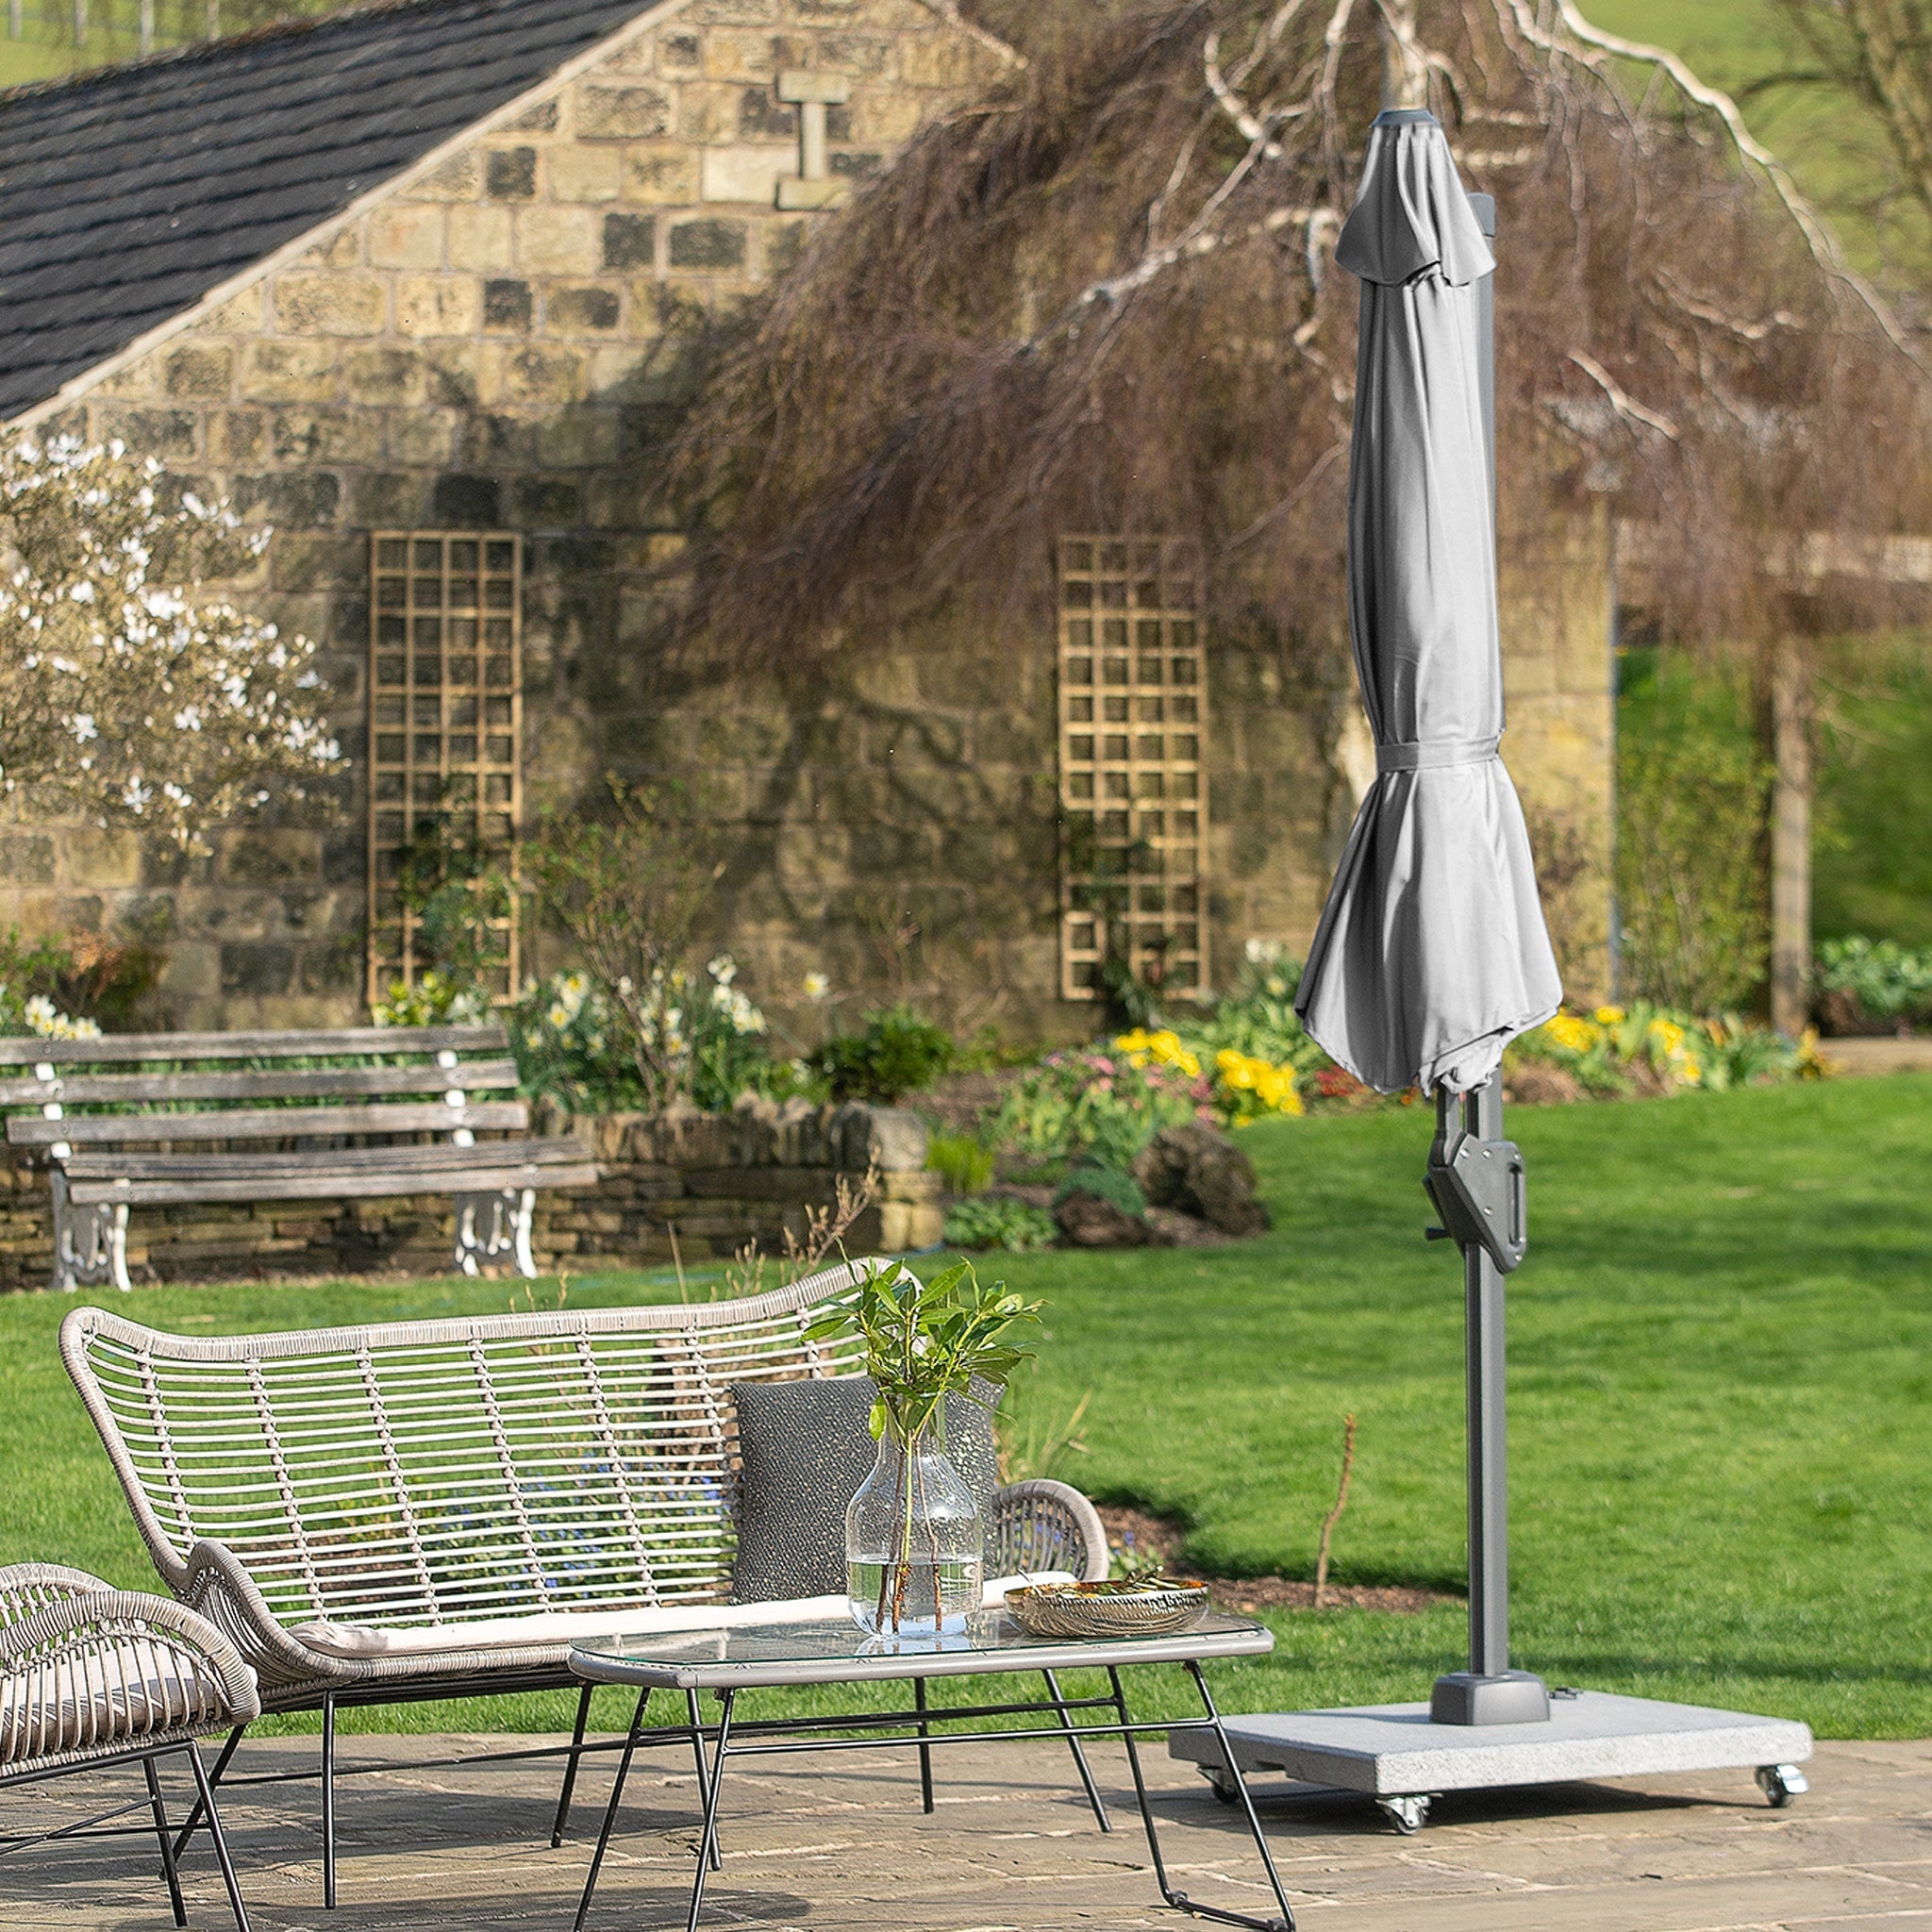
[{"left": 3, "top": 1074, "right": 1928, "bottom": 1740}]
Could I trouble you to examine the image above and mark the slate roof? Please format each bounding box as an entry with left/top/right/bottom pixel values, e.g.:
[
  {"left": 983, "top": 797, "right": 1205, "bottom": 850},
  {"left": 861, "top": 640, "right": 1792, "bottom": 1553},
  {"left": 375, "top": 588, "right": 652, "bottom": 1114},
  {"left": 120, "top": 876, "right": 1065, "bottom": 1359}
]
[{"left": 0, "top": 0, "right": 655, "bottom": 419}]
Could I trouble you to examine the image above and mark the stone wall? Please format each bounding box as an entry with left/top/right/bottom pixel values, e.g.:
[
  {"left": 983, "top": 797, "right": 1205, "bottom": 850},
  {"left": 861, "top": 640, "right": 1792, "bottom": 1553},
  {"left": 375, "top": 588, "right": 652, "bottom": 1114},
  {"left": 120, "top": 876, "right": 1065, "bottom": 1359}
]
[{"left": 0, "top": 1098, "right": 941, "bottom": 1294}]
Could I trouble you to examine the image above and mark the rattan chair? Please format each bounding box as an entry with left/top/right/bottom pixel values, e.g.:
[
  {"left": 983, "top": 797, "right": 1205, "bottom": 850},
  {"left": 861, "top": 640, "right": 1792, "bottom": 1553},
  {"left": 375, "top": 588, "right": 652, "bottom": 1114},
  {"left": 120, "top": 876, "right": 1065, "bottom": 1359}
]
[{"left": 1, "top": 1563, "right": 258, "bottom": 1930}]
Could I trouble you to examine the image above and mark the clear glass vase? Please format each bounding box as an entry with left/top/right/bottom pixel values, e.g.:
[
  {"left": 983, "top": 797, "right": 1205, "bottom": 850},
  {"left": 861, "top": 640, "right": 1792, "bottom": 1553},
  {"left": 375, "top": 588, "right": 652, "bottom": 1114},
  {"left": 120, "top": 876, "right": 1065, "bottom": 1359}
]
[{"left": 845, "top": 1411, "right": 983, "bottom": 1638}]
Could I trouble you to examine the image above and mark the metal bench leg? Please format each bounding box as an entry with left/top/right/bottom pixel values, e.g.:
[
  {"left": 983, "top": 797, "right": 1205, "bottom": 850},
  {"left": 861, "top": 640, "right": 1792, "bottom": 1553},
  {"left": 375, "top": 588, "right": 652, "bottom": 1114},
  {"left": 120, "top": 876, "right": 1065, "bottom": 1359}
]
[
  {"left": 187, "top": 1740, "right": 254, "bottom": 1932},
  {"left": 50, "top": 1171, "right": 130, "bottom": 1294},
  {"left": 171, "top": 1723, "right": 244, "bottom": 1863},
  {"left": 913, "top": 1676, "right": 935, "bottom": 1814},
  {"left": 575, "top": 1690, "right": 650, "bottom": 1932},
  {"left": 321, "top": 1692, "right": 337, "bottom": 1909},
  {"left": 143, "top": 1755, "right": 188, "bottom": 1928},
  {"left": 1041, "top": 1668, "right": 1110, "bottom": 1831},
  {"left": 552, "top": 1686, "right": 595, "bottom": 1847},
  {"left": 455, "top": 1187, "right": 538, "bottom": 1278}
]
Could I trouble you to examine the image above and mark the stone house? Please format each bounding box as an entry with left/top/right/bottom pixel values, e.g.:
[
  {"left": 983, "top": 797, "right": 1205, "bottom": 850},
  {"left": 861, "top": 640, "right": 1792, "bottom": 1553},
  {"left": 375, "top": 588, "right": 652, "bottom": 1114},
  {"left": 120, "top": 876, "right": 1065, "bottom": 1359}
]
[{"left": 0, "top": 0, "right": 1617, "bottom": 1044}]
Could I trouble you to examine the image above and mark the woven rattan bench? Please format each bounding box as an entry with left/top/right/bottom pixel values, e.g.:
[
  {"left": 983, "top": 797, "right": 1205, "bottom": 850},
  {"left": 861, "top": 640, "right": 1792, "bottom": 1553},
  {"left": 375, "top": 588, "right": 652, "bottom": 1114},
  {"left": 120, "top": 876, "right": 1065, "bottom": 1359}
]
[
  {"left": 1, "top": 1023, "right": 597, "bottom": 1291},
  {"left": 60, "top": 1261, "right": 1110, "bottom": 1906}
]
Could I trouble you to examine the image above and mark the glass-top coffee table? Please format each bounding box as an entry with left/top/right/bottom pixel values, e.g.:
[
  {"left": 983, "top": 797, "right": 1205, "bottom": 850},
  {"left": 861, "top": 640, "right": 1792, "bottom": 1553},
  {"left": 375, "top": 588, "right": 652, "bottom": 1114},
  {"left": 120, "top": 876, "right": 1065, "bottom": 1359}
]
[{"left": 567, "top": 1609, "right": 1293, "bottom": 1932}]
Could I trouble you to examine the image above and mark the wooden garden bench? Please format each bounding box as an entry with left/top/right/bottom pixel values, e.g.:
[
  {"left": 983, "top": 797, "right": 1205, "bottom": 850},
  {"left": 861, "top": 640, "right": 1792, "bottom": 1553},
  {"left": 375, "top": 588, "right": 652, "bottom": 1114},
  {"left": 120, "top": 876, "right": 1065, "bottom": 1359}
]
[
  {"left": 0, "top": 1024, "right": 596, "bottom": 1292},
  {"left": 58, "top": 1262, "right": 1110, "bottom": 1904}
]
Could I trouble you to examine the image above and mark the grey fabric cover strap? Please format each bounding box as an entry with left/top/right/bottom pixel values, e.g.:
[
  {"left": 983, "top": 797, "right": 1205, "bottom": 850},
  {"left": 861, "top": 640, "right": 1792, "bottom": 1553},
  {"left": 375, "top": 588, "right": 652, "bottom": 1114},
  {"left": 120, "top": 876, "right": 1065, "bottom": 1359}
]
[{"left": 1374, "top": 735, "right": 1501, "bottom": 774}]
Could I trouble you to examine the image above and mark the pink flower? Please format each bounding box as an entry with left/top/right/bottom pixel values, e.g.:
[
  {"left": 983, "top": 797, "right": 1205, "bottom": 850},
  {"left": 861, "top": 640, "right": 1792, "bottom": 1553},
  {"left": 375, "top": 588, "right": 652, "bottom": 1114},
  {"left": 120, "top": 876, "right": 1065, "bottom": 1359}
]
[{"left": 1091, "top": 1056, "right": 1116, "bottom": 1074}]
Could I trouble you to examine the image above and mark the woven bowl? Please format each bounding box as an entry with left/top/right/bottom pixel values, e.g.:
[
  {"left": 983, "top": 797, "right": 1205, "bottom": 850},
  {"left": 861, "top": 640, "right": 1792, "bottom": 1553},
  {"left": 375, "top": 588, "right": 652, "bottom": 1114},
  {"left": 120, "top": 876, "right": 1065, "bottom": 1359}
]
[{"left": 1004, "top": 1577, "right": 1211, "bottom": 1640}]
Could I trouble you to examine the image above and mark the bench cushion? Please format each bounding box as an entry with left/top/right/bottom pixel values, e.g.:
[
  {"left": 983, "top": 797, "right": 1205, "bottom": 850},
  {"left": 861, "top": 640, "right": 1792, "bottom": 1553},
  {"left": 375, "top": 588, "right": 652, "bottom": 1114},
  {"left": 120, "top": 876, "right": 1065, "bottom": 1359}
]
[{"left": 285, "top": 1573, "right": 1077, "bottom": 1660}]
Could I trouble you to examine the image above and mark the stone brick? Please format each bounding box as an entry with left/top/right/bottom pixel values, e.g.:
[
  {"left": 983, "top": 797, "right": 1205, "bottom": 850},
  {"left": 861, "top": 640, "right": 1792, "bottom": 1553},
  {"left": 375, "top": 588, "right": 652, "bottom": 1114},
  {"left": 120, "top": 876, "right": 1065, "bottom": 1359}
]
[
  {"left": 738, "top": 86, "right": 797, "bottom": 139},
  {"left": 241, "top": 339, "right": 341, "bottom": 402},
  {"left": 486, "top": 146, "right": 539, "bottom": 200},
  {"left": 623, "top": 143, "right": 702, "bottom": 202},
  {"left": 898, "top": 35, "right": 986, "bottom": 87},
  {"left": 430, "top": 342, "right": 505, "bottom": 408},
  {"left": 343, "top": 345, "right": 426, "bottom": 406},
  {"left": 394, "top": 274, "right": 483, "bottom": 337},
  {"left": 305, "top": 225, "right": 365, "bottom": 271},
  {"left": 602, "top": 210, "right": 658, "bottom": 270},
  {"left": 413, "top": 152, "right": 482, "bottom": 201},
  {"left": 219, "top": 941, "right": 294, "bottom": 996},
  {"left": 515, "top": 206, "right": 598, "bottom": 275},
  {"left": 848, "top": 90, "right": 924, "bottom": 143},
  {"left": 535, "top": 412, "right": 621, "bottom": 465},
  {"left": 506, "top": 98, "right": 560, "bottom": 133},
  {"left": 577, "top": 84, "right": 673, "bottom": 140},
  {"left": 233, "top": 469, "right": 344, "bottom": 529},
  {"left": 705, "top": 28, "right": 778, "bottom": 79},
  {"left": 676, "top": 81, "right": 743, "bottom": 143},
  {"left": 657, "top": 27, "right": 703, "bottom": 72},
  {"left": 201, "top": 284, "right": 266, "bottom": 334},
  {"left": 348, "top": 472, "right": 427, "bottom": 525},
  {"left": 483, "top": 278, "right": 534, "bottom": 330},
  {"left": 701, "top": 145, "right": 787, "bottom": 204},
  {"left": 95, "top": 407, "right": 198, "bottom": 459},
  {"left": 0, "top": 835, "right": 54, "bottom": 885},
  {"left": 546, "top": 142, "right": 622, "bottom": 203},
  {"left": 668, "top": 217, "right": 748, "bottom": 270},
  {"left": 548, "top": 284, "right": 623, "bottom": 332},
  {"left": 817, "top": 32, "right": 891, "bottom": 73},
  {"left": 447, "top": 203, "right": 516, "bottom": 273},
  {"left": 503, "top": 344, "right": 588, "bottom": 405},
  {"left": 274, "top": 272, "right": 388, "bottom": 336},
  {"left": 367, "top": 204, "right": 447, "bottom": 271},
  {"left": 692, "top": 0, "right": 777, "bottom": 20},
  {"left": 268, "top": 408, "right": 378, "bottom": 465},
  {"left": 515, "top": 475, "right": 584, "bottom": 524},
  {"left": 433, "top": 475, "right": 503, "bottom": 525},
  {"left": 163, "top": 343, "right": 233, "bottom": 400},
  {"left": 386, "top": 409, "right": 458, "bottom": 466}
]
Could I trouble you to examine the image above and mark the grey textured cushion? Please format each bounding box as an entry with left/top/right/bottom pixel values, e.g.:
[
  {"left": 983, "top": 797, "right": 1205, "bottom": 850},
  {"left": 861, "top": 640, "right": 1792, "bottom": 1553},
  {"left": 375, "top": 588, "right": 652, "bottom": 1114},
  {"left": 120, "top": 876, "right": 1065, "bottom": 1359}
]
[{"left": 730, "top": 1375, "right": 1000, "bottom": 1604}]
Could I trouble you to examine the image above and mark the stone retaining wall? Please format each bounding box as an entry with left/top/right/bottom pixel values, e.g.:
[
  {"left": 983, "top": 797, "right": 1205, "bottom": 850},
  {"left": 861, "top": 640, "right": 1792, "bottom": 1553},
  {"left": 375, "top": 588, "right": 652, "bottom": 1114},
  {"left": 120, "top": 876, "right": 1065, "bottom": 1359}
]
[{"left": 0, "top": 1096, "right": 941, "bottom": 1293}]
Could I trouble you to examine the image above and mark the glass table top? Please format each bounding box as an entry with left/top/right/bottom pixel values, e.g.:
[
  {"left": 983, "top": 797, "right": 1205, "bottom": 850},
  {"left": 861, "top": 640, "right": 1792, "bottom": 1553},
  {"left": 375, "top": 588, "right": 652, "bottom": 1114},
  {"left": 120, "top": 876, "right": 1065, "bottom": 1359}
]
[{"left": 570, "top": 1610, "right": 1273, "bottom": 1689}]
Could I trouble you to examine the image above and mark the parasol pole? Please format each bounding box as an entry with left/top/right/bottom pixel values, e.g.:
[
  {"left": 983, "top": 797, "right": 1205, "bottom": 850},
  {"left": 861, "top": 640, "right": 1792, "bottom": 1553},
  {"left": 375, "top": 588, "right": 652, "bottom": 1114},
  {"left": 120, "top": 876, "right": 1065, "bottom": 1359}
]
[{"left": 1424, "top": 193, "right": 1550, "bottom": 1725}]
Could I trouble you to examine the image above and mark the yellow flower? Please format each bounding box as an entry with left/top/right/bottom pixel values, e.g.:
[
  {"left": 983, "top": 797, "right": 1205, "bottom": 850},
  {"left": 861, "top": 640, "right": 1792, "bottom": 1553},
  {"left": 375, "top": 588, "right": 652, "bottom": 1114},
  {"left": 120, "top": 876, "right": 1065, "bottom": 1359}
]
[
  {"left": 1544, "top": 1013, "right": 1600, "bottom": 1054},
  {"left": 1649, "top": 1019, "right": 1686, "bottom": 1057},
  {"left": 1593, "top": 1005, "right": 1625, "bottom": 1025},
  {"left": 1678, "top": 1054, "right": 1703, "bottom": 1086}
]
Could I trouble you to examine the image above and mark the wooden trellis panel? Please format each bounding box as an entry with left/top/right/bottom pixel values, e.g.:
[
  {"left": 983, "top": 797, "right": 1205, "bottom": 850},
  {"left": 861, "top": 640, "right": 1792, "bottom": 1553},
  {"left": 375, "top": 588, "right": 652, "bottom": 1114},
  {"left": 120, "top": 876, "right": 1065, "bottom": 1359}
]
[
  {"left": 1057, "top": 537, "right": 1208, "bottom": 1002},
  {"left": 366, "top": 532, "right": 522, "bottom": 1008}
]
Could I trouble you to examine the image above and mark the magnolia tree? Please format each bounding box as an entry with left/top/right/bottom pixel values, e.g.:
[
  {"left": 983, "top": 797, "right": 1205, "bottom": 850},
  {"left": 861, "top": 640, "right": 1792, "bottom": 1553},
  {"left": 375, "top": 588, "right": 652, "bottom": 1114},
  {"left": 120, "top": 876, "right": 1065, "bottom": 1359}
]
[{"left": 0, "top": 438, "right": 341, "bottom": 850}]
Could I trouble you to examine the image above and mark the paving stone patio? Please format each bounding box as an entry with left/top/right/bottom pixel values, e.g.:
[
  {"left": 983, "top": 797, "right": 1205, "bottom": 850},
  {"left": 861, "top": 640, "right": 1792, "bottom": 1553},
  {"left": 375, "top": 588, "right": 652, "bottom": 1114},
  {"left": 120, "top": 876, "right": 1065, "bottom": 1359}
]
[{"left": 4, "top": 1730, "right": 1928, "bottom": 1931}]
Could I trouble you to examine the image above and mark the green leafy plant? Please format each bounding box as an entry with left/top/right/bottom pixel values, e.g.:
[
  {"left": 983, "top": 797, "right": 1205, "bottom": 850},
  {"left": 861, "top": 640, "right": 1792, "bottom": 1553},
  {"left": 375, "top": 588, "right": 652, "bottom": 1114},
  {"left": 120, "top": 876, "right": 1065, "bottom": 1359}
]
[
  {"left": 0, "top": 925, "right": 166, "bottom": 1037},
  {"left": 927, "top": 1132, "right": 994, "bottom": 1196},
  {"left": 810, "top": 1005, "right": 956, "bottom": 1104},
  {"left": 991, "top": 1048, "right": 1208, "bottom": 1169},
  {"left": 1816, "top": 936, "right": 1932, "bottom": 1025},
  {"left": 806, "top": 1258, "right": 1043, "bottom": 1447},
  {"left": 943, "top": 1196, "right": 1058, "bottom": 1253},
  {"left": 1054, "top": 1163, "right": 1147, "bottom": 1219}
]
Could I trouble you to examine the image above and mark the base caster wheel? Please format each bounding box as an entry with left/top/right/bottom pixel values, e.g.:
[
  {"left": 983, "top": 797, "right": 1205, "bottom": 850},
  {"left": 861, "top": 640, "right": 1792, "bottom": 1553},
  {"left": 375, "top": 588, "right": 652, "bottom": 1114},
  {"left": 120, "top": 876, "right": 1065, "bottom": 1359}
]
[
  {"left": 1757, "top": 1763, "right": 1808, "bottom": 1808},
  {"left": 1199, "top": 1765, "right": 1239, "bottom": 1806},
  {"left": 1376, "top": 1793, "right": 1431, "bottom": 1834}
]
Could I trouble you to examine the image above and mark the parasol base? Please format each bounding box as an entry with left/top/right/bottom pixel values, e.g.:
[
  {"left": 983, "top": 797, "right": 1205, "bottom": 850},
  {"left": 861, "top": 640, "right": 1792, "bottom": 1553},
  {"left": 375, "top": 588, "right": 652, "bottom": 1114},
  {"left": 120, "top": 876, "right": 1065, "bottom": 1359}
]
[
  {"left": 1168, "top": 1690, "right": 1813, "bottom": 1833},
  {"left": 1430, "top": 1668, "right": 1550, "bottom": 1725}
]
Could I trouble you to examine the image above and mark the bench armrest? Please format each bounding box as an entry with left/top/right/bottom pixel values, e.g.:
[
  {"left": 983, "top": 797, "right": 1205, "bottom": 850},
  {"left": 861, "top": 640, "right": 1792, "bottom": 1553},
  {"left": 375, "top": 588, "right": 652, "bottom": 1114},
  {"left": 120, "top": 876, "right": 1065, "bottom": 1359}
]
[
  {"left": 988, "top": 1479, "right": 1110, "bottom": 1584},
  {"left": 178, "top": 1540, "right": 366, "bottom": 1697}
]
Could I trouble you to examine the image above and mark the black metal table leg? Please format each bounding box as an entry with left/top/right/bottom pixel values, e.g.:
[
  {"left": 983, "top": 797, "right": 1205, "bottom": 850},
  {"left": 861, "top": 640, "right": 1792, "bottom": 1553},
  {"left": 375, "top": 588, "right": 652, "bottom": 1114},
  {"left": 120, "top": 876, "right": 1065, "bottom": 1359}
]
[
  {"left": 686, "top": 1690, "right": 721, "bottom": 1871},
  {"left": 1041, "top": 1668, "right": 1111, "bottom": 1831},
  {"left": 574, "top": 1689, "right": 650, "bottom": 1932},
  {"left": 187, "top": 1741, "right": 255, "bottom": 1932},
  {"left": 552, "top": 1685, "right": 595, "bottom": 1847},
  {"left": 143, "top": 1755, "right": 187, "bottom": 1928},
  {"left": 683, "top": 1690, "right": 735, "bottom": 1932},
  {"left": 913, "top": 1677, "right": 935, "bottom": 1814},
  {"left": 1108, "top": 1665, "right": 1294, "bottom": 1932}
]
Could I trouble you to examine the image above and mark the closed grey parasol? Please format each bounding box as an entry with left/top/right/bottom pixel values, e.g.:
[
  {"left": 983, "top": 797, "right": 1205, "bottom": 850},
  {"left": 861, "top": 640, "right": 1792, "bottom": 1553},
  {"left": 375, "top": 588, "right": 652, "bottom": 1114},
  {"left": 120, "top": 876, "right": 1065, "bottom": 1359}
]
[{"left": 1295, "top": 108, "right": 1559, "bottom": 1097}]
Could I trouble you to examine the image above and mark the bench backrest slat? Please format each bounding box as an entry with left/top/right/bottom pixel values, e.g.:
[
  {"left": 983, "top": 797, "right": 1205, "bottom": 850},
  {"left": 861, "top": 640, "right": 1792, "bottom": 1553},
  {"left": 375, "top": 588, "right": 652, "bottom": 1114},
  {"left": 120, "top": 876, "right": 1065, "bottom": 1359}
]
[
  {"left": 0, "top": 1024, "right": 508, "bottom": 1068},
  {"left": 8, "top": 1100, "right": 530, "bottom": 1147},
  {"left": 61, "top": 1265, "right": 872, "bottom": 1627},
  {"left": 0, "top": 1059, "right": 521, "bottom": 1109}
]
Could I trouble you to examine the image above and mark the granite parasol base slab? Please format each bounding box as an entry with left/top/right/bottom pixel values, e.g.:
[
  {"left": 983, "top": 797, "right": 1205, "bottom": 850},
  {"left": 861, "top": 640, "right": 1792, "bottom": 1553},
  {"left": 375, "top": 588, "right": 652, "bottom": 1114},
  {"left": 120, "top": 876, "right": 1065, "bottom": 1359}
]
[{"left": 1167, "top": 1690, "right": 1813, "bottom": 1832}]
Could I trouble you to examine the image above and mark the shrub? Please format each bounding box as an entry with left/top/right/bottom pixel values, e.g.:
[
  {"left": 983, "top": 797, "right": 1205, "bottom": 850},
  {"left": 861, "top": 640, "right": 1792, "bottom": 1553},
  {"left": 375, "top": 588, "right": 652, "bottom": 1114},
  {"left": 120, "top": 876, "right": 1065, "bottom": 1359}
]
[
  {"left": 1512, "top": 1002, "right": 1822, "bottom": 1097},
  {"left": 927, "top": 1132, "right": 994, "bottom": 1196},
  {"left": 0, "top": 926, "right": 163, "bottom": 1037},
  {"left": 943, "top": 1197, "right": 1058, "bottom": 1252},
  {"left": 991, "top": 1048, "right": 1209, "bottom": 1169},
  {"left": 811, "top": 1006, "right": 955, "bottom": 1103},
  {"left": 1815, "top": 936, "right": 1932, "bottom": 1025},
  {"left": 1054, "top": 1163, "right": 1148, "bottom": 1218}
]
